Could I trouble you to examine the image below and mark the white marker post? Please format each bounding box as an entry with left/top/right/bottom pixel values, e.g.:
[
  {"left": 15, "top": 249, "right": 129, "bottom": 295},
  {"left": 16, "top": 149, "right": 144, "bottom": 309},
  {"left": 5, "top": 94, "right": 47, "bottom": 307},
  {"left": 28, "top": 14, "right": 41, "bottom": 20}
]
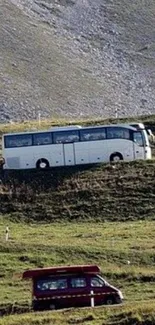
[
  {"left": 38, "top": 113, "right": 41, "bottom": 126},
  {"left": 5, "top": 226, "right": 9, "bottom": 241},
  {"left": 115, "top": 108, "right": 118, "bottom": 119},
  {"left": 90, "top": 290, "right": 94, "bottom": 307},
  {"left": 112, "top": 237, "right": 115, "bottom": 247}
]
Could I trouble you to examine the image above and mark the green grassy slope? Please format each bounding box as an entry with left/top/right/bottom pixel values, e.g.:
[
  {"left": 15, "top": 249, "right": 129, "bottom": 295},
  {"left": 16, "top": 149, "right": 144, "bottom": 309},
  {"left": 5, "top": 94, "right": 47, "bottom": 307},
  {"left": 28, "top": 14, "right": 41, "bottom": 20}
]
[
  {"left": 1, "top": 220, "right": 155, "bottom": 322},
  {"left": 0, "top": 116, "right": 155, "bottom": 222},
  {"left": 1, "top": 114, "right": 155, "bottom": 135},
  {"left": 0, "top": 160, "right": 155, "bottom": 222},
  {"left": 1, "top": 303, "right": 155, "bottom": 325},
  {"left": 1, "top": 117, "right": 155, "bottom": 324}
]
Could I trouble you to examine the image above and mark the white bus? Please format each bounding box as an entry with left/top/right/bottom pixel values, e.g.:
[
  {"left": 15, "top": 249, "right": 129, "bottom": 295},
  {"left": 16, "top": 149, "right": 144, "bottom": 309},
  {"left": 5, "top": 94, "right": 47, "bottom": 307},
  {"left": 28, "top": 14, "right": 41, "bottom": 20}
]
[{"left": 2, "top": 123, "right": 151, "bottom": 170}]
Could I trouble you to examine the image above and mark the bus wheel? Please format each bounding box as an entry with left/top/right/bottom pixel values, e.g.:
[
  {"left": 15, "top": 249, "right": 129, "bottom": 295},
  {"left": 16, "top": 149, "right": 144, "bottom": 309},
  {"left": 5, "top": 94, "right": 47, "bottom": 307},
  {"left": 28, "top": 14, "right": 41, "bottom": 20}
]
[
  {"left": 36, "top": 159, "right": 50, "bottom": 169},
  {"left": 110, "top": 153, "right": 123, "bottom": 162}
]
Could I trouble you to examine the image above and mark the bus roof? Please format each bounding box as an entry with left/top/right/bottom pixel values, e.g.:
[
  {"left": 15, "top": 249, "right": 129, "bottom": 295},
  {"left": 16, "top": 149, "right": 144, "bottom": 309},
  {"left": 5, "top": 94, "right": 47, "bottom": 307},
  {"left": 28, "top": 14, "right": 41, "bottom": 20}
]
[
  {"left": 3, "top": 123, "right": 141, "bottom": 137},
  {"left": 129, "top": 123, "right": 145, "bottom": 130},
  {"left": 50, "top": 125, "right": 82, "bottom": 131},
  {"left": 23, "top": 265, "right": 100, "bottom": 279}
]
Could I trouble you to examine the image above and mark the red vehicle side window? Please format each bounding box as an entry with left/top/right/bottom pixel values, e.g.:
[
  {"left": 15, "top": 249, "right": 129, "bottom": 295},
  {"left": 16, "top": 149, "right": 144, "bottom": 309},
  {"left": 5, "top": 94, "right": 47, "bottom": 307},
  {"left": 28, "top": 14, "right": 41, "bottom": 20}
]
[
  {"left": 36, "top": 278, "right": 67, "bottom": 291},
  {"left": 71, "top": 278, "right": 86, "bottom": 288},
  {"left": 90, "top": 277, "right": 105, "bottom": 287}
]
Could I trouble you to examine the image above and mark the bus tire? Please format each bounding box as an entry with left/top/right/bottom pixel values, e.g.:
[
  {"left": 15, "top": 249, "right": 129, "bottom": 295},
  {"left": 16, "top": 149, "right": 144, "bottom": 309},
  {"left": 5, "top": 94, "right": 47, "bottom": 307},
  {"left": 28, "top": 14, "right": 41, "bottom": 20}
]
[
  {"left": 36, "top": 158, "right": 50, "bottom": 169},
  {"left": 110, "top": 152, "right": 123, "bottom": 162}
]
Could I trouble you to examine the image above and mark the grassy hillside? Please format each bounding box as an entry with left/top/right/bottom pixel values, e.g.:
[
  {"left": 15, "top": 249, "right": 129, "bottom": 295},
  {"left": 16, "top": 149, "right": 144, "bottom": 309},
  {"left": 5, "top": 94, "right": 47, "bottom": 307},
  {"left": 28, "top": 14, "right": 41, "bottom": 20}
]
[
  {"left": 0, "top": 160, "right": 155, "bottom": 222},
  {"left": 1, "top": 303, "right": 155, "bottom": 325},
  {"left": 1, "top": 220, "right": 155, "bottom": 322},
  {"left": 1, "top": 117, "right": 155, "bottom": 324},
  {"left": 0, "top": 116, "right": 155, "bottom": 222},
  {"left": 1, "top": 114, "right": 155, "bottom": 135}
]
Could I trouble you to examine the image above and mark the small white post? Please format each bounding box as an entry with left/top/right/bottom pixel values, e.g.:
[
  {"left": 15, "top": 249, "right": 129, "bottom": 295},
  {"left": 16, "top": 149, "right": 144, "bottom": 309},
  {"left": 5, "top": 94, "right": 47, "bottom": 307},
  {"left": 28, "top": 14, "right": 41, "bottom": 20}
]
[
  {"left": 5, "top": 226, "right": 9, "bottom": 241},
  {"left": 115, "top": 108, "right": 118, "bottom": 119},
  {"left": 112, "top": 237, "right": 115, "bottom": 247},
  {"left": 38, "top": 113, "right": 41, "bottom": 126},
  {"left": 90, "top": 290, "right": 94, "bottom": 307}
]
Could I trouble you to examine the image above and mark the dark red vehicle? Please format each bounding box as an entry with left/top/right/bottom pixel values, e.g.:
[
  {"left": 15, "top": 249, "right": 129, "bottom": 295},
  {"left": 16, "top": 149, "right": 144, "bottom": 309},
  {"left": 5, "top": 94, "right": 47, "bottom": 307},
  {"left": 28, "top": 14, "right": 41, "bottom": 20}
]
[{"left": 23, "top": 265, "right": 123, "bottom": 311}]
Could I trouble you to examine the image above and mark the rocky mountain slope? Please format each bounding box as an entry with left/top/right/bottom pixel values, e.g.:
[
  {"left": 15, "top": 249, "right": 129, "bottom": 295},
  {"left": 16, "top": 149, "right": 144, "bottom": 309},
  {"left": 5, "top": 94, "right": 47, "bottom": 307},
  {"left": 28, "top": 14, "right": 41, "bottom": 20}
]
[{"left": 1, "top": 0, "right": 155, "bottom": 122}]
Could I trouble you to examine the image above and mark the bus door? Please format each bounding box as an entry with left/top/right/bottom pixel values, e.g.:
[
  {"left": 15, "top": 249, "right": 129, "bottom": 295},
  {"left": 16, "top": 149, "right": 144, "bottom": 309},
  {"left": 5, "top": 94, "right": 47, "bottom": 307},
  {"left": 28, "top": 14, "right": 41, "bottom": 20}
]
[
  {"left": 63, "top": 143, "right": 75, "bottom": 166},
  {"left": 133, "top": 131, "right": 145, "bottom": 160}
]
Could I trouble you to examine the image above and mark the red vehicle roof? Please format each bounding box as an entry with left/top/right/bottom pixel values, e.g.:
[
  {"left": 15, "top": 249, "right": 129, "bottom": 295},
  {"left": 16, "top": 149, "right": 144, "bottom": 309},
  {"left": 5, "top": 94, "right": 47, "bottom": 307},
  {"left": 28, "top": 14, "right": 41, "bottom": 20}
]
[{"left": 23, "top": 265, "right": 100, "bottom": 279}]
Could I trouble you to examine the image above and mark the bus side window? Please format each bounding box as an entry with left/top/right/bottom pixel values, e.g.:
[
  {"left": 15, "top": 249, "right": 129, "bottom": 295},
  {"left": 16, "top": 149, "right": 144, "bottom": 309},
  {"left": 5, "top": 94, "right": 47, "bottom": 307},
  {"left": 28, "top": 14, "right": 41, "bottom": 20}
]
[
  {"left": 80, "top": 128, "right": 106, "bottom": 141},
  {"left": 107, "top": 127, "right": 130, "bottom": 139},
  {"left": 33, "top": 133, "right": 52, "bottom": 146},
  {"left": 5, "top": 134, "right": 32, "bottom": 148},
  {"left": 53, "top": 131, "right": 79, "bottom": 144}
]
